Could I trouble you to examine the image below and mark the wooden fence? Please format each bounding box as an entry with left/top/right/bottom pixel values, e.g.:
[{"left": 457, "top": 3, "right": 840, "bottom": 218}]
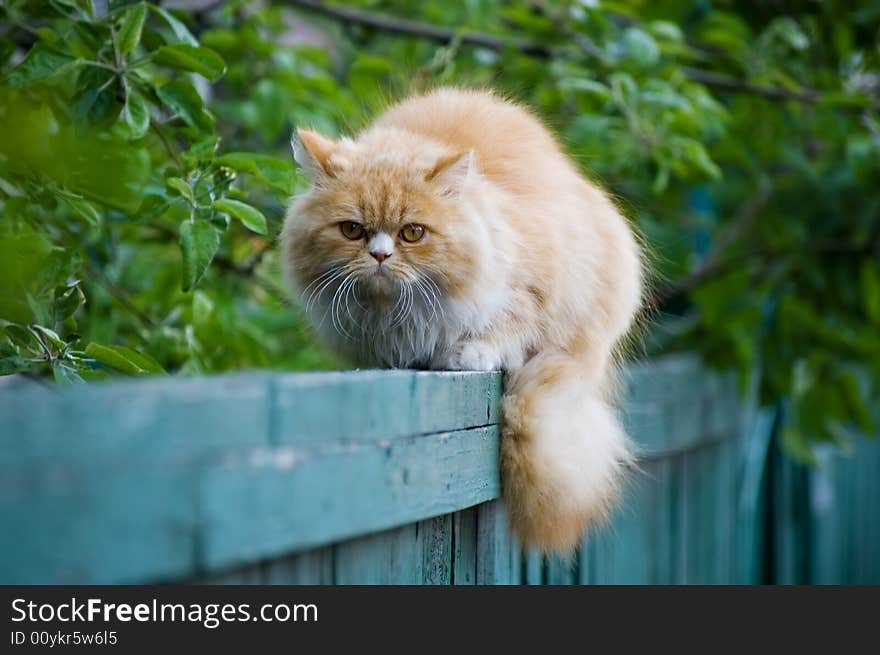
[{"left": 1, "top": 354, "right": 877, "bottom": 584}]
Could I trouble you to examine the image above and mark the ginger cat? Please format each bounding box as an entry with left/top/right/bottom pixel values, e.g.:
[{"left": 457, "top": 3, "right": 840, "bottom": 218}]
[{"left": 282, "top": 88, "right": 644, "bottom": 553}]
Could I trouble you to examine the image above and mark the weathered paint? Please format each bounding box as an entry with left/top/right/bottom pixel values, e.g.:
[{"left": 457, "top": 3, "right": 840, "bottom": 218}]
[{"left": 1, "top": 355, "right": 877, "bottom": 584}]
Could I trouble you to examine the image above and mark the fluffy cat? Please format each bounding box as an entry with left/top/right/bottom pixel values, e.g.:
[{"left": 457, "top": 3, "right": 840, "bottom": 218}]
[{"left": 282, "top": 88, "right": 644, "bottom": 553}]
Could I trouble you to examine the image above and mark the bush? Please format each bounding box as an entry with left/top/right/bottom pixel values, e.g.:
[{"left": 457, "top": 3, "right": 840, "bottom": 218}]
[{"left": 1, "top": 0, "right": 878, "bottom": 459}]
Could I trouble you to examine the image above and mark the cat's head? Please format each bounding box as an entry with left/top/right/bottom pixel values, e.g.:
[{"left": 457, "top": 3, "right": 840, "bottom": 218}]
[{"left": 282, "top": 126, "right": 493, "bottom": 330}]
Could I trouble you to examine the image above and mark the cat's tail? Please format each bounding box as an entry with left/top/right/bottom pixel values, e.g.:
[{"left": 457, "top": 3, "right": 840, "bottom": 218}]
[{"left": 500, "top": 348, "right": 632, "bottom": 553}]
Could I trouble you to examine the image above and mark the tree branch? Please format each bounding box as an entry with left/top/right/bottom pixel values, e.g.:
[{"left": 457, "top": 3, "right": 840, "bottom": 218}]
[
  {"left": 655, "top": 235, "right": 879, "bottom": 307},
  {"left": 285, "top": 0, "right": 552, "bottom": 57},
  {"left": 680, "top": 67, "right": 820, "bottom": 105},
  {"left": 83, "top": 263, "right": 157, "bottom": 328},
  {"left": 285, "top": 0, "right": 834, "bottom": 106},
  {"left": 150, "top": 119, "right": 183, "bottom": 168}
]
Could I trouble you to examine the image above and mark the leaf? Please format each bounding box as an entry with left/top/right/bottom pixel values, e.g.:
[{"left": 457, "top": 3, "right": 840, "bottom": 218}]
[
  {"left": 5, "top": 46, "right": 74, "bottom": 87},
  {"left": 55, "top": 284, "right": 85, "bottom": 322},
  {"left": 72, "top": 66, "right": 121, "bottom": 128},
  {"left": 214, "top": 152, "right": 296, "bottom": 195},
  {"left": 30, "top": 324, "right": 66, "bottom": 350},
  {"left": 149, "top": 5, "right": 199, "bottom": 46},
  {"left": 154, "top": 44, "right": 226, "bottom": 81},
  {"left": 558, "top": 78, "right": 611, "bottom": 101},
  {"left": 212, "top": 199, "right": 268, "bottom": 235},
  {"left": 648, "top": 21, "right": 683, "bottom": 43},
  {"left": 839, "top": 372, "right": 875, "bottom": 434},
  {"left": 56, "top": 191, "right": 101, "bottom": 226},
  {"left": 117, "top": 2, "right": 147, "bottom": 55},
  {"left": 166, "top": 177, "right": 194, "bottom": 202},
  {"left": 0, "top": 354, "right": 30, "bottom": 376},
  {"left": 179, "top": 220, "right": 220, "bottom": 291},
  {"left": 85, "top": 342, "right": 166, "bottom": 375},
  {"left": 156, "top": 80, "right": 213, "bottom": 132},
  {"left": 52, "top": 360, "right": 85, "bottom": 386},
  {"left": 766, "top": 17, "right": 809, "bottom": 51},
  {"left": 860, "top": 261, "right": 880, "bottom": 324},
  {"left": 3, "top": 325, "right": 36, "bottom": 350},
  {"left": 619, "top": 27, "right": 660, "bottom": 68},
  {"left": 124, "top": 88, "right": 150, "bottom": 139}
]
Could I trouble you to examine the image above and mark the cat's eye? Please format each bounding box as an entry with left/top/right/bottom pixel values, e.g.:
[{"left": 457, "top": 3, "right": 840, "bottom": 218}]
[
  {"left": 340, "top": 221, "right": 365, "bottom": 240},
  {"left": 399, "top": 224, "right": 425, "bottom": 243}
]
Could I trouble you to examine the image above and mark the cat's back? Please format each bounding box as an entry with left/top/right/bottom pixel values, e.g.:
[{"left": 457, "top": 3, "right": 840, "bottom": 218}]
[{"left": 374, "top": 87, "right": 577, "bottom": 192}]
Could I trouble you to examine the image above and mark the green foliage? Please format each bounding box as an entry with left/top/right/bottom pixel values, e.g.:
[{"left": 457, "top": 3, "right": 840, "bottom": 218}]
[
  {"left": 0, "top": 0, "right": 345, "bottom": 381},
  {"left": 1, "top": 0, "right": 878, "bottom": 459}
]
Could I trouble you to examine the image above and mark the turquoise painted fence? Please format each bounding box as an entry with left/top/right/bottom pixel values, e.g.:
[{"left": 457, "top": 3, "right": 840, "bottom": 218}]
[{"left": 1, "top": 354, "right": 877, "bottom": 584}]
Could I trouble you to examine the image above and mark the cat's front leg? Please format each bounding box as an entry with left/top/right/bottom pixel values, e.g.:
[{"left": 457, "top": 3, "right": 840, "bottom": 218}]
[{"left": 435, "top": 339, "right": 503, "bottom": 372}]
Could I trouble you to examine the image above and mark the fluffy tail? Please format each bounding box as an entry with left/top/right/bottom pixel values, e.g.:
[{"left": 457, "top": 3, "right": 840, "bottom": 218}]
[{"left": 500, "top": 349, "right": 632, "bottom": 553}]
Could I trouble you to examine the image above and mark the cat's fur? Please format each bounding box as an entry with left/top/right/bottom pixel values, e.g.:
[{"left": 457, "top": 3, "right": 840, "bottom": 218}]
[{"left": 282, "top": 88, "right": 643, "bottom": 553}]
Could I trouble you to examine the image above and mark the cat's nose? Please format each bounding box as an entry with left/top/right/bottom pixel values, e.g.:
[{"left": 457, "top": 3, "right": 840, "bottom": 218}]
[{"left": 368, "top": 232, "right": 394, "bottom": 264}]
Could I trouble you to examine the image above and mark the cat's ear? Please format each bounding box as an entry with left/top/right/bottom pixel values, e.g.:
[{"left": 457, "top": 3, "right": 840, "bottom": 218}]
[
  {"left": 291, "top": 128, "right": 342, "bottom": 180},
  {"left": 426, "top": 150, "right": 475, "bottom": 196}
]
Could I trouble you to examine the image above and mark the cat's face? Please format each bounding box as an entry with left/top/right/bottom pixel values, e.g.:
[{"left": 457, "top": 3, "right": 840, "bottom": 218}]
[{"left": 283, "top": 128, "right": 487, "bottom": 326}]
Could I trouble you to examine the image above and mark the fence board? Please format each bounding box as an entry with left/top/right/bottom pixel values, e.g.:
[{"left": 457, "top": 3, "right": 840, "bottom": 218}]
[
  {"left": 273, "top": 370, "right": 502, "bottom": 445},
  {"left": 199, "top": 425, "right": 500, "bottom": 570},
  {"left": 451, "top": 507, "right": 478, "bottom": 585},
  {"left": 2, "top": 355, "right": 877, "bottom": 585},
  {"left": 262, "top": 547, "right": 335, "bottom": 584}
]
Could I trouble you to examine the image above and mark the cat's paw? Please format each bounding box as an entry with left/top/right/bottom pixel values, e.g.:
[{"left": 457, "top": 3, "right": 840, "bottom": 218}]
[{"left": 441, "top": 341, "right": 502, "bottom": 371}]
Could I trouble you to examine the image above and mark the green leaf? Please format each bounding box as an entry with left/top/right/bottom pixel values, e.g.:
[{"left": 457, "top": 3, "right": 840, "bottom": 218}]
[
  {"left": 619, "top": 27, "right": 660, "bottom": 68},
  {"left": 860, "top": 261, "right": 880, "bottom": 324},
  {"left": 124, "top": 88, "right": 150, "bottom": 139},
  {"left": 0, "top": 353, "right": 30, "bottom": 376},
  {"left": 648, "top": 20, "right": 683, "bottom": 43},
  {"left": 56, "top": 190, "right": 101, "bottom": 226},
  {"left": 71, "top": 65, "right": 121, "bottom": 128},
  {"left": 55, "top": 284, "right": 85, "bottom": 322},
  {"left": 52, "top": 360, "right": 85, "bottom": 386},
  {"left": 117, "top": 2, "right": 147, "bottom": 55},
  {"left": 558, "top": 78, "right": 611, "bottom": 101},
  {"left": 179, "top": 220, "right": 220, "bottom": 291},
  {"left": 766, "top": 17, "right": 809, "bottom": 51},
  {"left": 214, "top": 153, "right": 296, "bottom": 195},
  {"left": 85, "top": 342, "right": 166, "bottom": 375},
  {"left": 3, "top": 325, "right": 36, "bottom": 350},
  {"left": 149, "top": 5, "right": 199, "bottom": 46},
  {"left": 5, "top": 46, "right": 74, "bottom": 87},
  {"left": 156, "top": 80, "right": 213, "bottom": 132},
  {"left": 154, "top": 45, "right": 226, "bottom": 81},
  {"left": 166, "top": 177, "right": 194, "bottom": 202},
  {"left": 839, "top": 372, "right": 874, "bottom": 434},
  {"left": 212, "top": 199, "right": 268, "bottom": 235},
  {"left": 30, "top": 324, "right": 66, "bottom": 350}
]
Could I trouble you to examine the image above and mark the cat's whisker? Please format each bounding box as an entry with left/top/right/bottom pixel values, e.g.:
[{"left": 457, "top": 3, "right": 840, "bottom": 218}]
[
  {"left": 389, "top": 282, "right": 410, "bottom": 329},
  {"left": 300, "top": 265, "right": 342, "bottom": 299},
  {"left": 387, "top": 284, "right": 406, "bottom": 328},
  {"left": 417, "top": 270, "right": 447, "bottom": 318},
  {"left": 305, "top": 267, "right": 347, "bottom": 315},
  {"left": 301, "top": 267, "right": 344, "bottom": 312},
  {"left": 418, "top": 276, "right": 443, "bottom": 321},
  {"left": 314, "top": 269, "right": 350, "bottom": 333},
  {"left": 399, "top": 283, "right": 415, "bottom": 329},
  {"left": 413, "top": 277, "right": 437, "bottom": 323},
  {"left": 329, "top": 277, "right": 346, "bottom": 339},
  {"left": 347, "top": 274, "right": 366, "bottom": 312},
  {"left": 343, "top": 276, "right": 359, "bottom": 325},
  {"left": 331, "top": 273, "right": 356, "bottom": 340},
  {"left": 404, "top": 284, "right": 415, "bottom": 326},
  {"left": 421, "top": 264, "right": 451, "bottom": 288}
]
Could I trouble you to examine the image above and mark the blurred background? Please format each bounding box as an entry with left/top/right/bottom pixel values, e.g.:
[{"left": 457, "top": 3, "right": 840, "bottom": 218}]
[{"left": 1, "top": 0, "right": 879, "bottom": 464}]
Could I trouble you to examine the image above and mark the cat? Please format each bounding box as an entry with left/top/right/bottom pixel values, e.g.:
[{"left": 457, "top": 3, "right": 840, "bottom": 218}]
[{"left": 281, "top": 87, "right": 644, "bottom": 553}]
